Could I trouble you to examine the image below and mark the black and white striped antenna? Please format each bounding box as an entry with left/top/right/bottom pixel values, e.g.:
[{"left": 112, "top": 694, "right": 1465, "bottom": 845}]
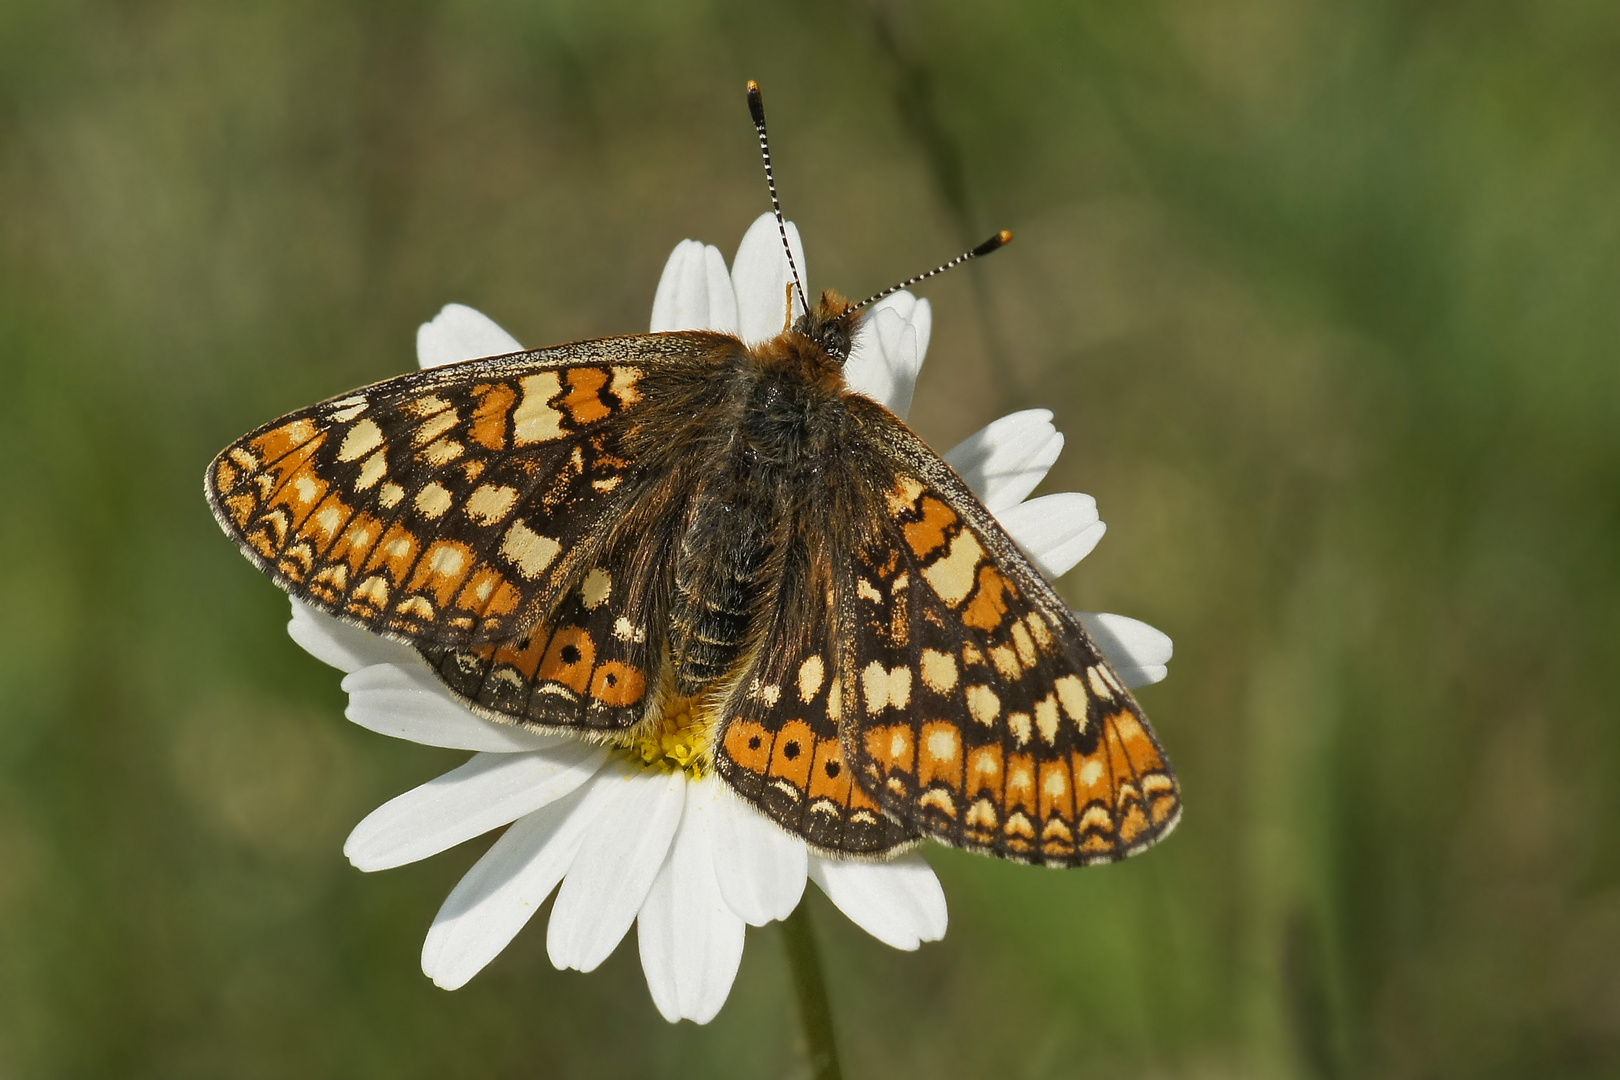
[
  {"left": 849, "top": 230, "right": 1013, "bottom": 314},
  {"left": 746, "top": 81, "right": 808, "bottom": 320}
]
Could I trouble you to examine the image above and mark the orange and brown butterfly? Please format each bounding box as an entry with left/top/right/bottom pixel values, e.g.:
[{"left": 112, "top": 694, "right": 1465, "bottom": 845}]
[{"left": 205, "top": 82, "right": 1180, "bottom": 868}]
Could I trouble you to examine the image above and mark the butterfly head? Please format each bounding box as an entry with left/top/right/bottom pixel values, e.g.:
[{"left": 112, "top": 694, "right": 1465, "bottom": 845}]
[{"left": 791, "top": 289, "right": 860, "bottom": 364}]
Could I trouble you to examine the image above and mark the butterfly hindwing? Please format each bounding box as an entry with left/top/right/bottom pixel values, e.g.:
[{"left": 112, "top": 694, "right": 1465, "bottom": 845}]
[
  {"left": 835, "top": 400, "right": 1182, "bottom": 866},
  {"left": 417, "top": 509, "right": 682, "bottom": 733},
  {"left": 711, "top": 533, "right": 919, "bottom": 856},
  {"left": 206, "top": 333, "right": 728, "bottom": 649}
]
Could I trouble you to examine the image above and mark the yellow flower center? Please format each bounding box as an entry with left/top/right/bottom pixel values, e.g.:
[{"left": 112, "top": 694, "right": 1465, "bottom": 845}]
[{"left": 625, "top": 695, "right": 715, "bottom": 778}]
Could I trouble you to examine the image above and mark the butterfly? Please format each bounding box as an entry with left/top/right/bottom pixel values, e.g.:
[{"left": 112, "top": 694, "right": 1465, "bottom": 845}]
[{"left": 205, "top": 82, "right": 1180, "bottom": 868}]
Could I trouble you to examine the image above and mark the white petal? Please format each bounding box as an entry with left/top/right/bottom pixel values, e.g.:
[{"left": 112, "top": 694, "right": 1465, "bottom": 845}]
[
  {"left": 547, "top": 763, "right": 686, "bottom": 973},
  {"left": 286, "top": 600, "right": 418, "bottom": 673},
  {"left": 807, "top": 852, "right": 947, "bottom": 951},
  {"left": 844, "top": 292, "right": 931, "bottom": 419},
  {"left": 421, "top": 782, "right": 599, "bottom": 990},
  {"left": 636, "top": 775, "right": 747, "bottom": 1024},
  {"left": 944, "top": 410, "right": 1065, "bottom": 514},
  {"left": 708, "top": 785, "right": 807, "bottom": 926},
  {"left": 649, "top": 240, "right": 740, "bottom": 334},
  {"left": 732, "top": 212, "right": 808, "bottom": 346},
  {"left": 416, "top": 303, "right": 524, "bottom": 370},
  {"left": 341, "top": 663, "right": 557, "bottom": 751},
  {"left": 1077, "top": 611, "right": 1174, "bottom": 688},
  {"left": 637, "top": 862, "right": 684, "bottom": 1023},
  {"left": 996, "top": 493, "right": 1106, "bottom": 579},
  {"left": 345, "top": 743, "right": 608, "bottom": 871}
]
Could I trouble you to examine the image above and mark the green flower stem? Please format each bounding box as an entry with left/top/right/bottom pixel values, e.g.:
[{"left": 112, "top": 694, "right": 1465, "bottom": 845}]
[{"left": 782, "top": 900, "right": 844, "bottom": 1080}]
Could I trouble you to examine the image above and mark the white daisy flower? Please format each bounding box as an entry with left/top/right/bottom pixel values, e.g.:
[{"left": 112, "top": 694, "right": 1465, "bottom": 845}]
[{"left": 297, "top": 212, "right": 1173, "bottom": 1024}]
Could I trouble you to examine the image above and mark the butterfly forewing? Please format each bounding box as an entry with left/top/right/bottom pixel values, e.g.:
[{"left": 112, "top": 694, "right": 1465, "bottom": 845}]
[
  {"left": 832, "top": 401, "right": 1182, "bottom": 866},
  {"left": 206, "top": 333, "right": 721, "bottom": 650}
]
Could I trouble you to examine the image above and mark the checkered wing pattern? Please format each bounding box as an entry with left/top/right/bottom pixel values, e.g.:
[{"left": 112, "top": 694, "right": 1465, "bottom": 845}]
[
  {"left": 417, "top": 507, "right": 683, "bottom": 733},
  {"left": 205, "top": 332, "right": 724, "bottom": 654},
  {"left": 836, "top": 401, "right": 1182, "bottom": 866}
]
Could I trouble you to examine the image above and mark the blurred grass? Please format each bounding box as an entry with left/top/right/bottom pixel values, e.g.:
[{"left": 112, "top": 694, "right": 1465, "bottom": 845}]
[{"left": 2, "top": 0, "right": 1619, "bottom": 1076}]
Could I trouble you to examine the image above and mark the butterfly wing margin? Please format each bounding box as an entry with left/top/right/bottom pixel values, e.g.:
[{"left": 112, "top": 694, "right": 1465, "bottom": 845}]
[
  {"left": 206, "top": 332, "right": 733, "bottom": 649},
  {"left": 840, "top": 398, "right": 1182, "bottom": 867}
]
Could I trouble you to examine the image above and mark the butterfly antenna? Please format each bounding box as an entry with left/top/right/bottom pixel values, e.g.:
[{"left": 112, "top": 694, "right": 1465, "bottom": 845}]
[
  {"left": 849, "top": 230, "right": 1014, "bottom": 313},
  {"left": 746, "top": 80, "right": 808, "bottom": 319}
]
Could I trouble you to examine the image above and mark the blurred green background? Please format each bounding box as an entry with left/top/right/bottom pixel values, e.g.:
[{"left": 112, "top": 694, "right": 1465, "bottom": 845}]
[{"left": 3, "top": 0, "right": 1619, "bottom": 1076}]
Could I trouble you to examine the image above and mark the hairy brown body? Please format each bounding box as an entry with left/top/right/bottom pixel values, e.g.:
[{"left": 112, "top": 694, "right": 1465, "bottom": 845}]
[{"left": 655, "top": 331, "right": 852, "bottom": 692}]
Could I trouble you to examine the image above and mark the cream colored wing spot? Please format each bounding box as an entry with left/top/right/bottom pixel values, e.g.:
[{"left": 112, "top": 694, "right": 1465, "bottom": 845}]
[
  {"left": 1034, "top": 693, "right": 1060, "bottom": 744},
  {"left": 465, "top": 483, "right": 519, "bottom": 525},
  {"left": 797, "top": 655, "right": 825, "bottom": 702},
  {"left": 1011, "top": 622, "right": 1037, "bottom": 667},
  {"left": 500, "top": 520, "right": 561, "bottom": 579},
  {"left": 1042, "top": 767, "right": 1069, "bottom": 801},
  {"left": 353, "top": 575, "right": 390, "bottom": 607},
  {"left": 423, "top": 438, "right": 465, "bottom": 467},
  {"left": 925, "top": 725, "right": 959, "bottom": 763},
  {"left": 1055, "top": 675, "right": 1090, "bottom": 730},
  {"left": 886, "top": 475, "right": 926, "bottom": 514},
  {"left": 377, "top": 482, "right": 405, "bottom": 509},
  {"left": 327, "top": 396, "right": 368, "bottom": 422},
  {"left": 862, "top": 662, "right": 914, "bottom": 715},
  {"left": 354, "top": 451, "right": 387, "bottom": 491},
  {"left": 337, "top": 419, "right": 383, "bottom": 463},
  {"left": 580, "top": 568, "right": 612, "bottom": 609},
  {"left": 414, "top": 482, "right": 453, "bottom": 519},
  {"left": 920, "top": 648, "right": 958, "bottom": 694},
  {"left": 1006, "top": 760, "right": 1035, "bottom": 803},
  {"left": 609, "top": 366, "right": 643, "bottom": 406},
  {"left": 313, "top": 505, "right": 344, "bottom": 537},
  {"left": 404, "top": 394, "right": 452, "bottom": 419},
  {"left": 966, "top": 684, "right": 1000, "bottom": 725},
  {"left": 1008, "top": 712, "right": 1032, "bottom": 747},
  {"left": 396, "top": 596, "right": 435, "bottom": 620},
  {"left": 511, "top": 372, "right": 565, "bottom": 445},
  {"left": 1025, "top": 613, "right": 1054, "bottom": 649},
  {"left": 967, "top": 799, "right": 998, "bottom": 829},
  {"left": 411, "top": 409, "right": 459, "bottom": 447},
  {"left": 425, "top": 542, "right": 467, "bottom": 577},
  {"left": 990, "top": 644, "right": 1021, "bottom": 680},
  {"left": 921, "top": 531, "right": 985, "bottom": 607},
  {"left": 826, "top": 677, "right": 844, "bottom": 722},
  {"left": 1086, "top": 666, "right": 1114, "bottom": 701}
]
